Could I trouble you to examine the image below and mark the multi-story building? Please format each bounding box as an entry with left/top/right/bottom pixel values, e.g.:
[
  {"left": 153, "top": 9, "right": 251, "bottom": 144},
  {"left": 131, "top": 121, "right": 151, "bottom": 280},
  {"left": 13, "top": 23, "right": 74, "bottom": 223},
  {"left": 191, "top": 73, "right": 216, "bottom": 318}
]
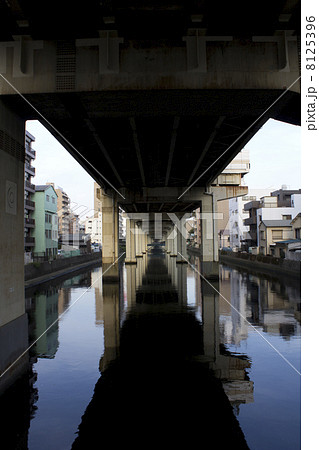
[
  {"left": 32, "top": 185, "right": 58, "bottom": 259},
  {"left": 85, "top": 212, "right": 102, "bottom": 244},
  {"left": 244, "top": 187, "right": 301, "bottom": 250},
  {"left": 189, "top": 149, "right": 250, "bottom": 250},
  {"left": 228, "top": 189, "right": 271, "bottom": 250},
  {"left": 94, "top": 182, "right": 102, "bottom": 217},
  {"left": 271, "top": 186, "right": 301, "bottom": 207},
  {"left": 216, "top": 149, "right": 251, "bottom": 250},
  {"left": 24, "top": 131, "right": 36, "bottom": 261},
  {"left": 94, "top": 182, "right": 125, "bottom": 240},
  {"left": 46, "top": 183, "right": 71, "bottom": 239}
]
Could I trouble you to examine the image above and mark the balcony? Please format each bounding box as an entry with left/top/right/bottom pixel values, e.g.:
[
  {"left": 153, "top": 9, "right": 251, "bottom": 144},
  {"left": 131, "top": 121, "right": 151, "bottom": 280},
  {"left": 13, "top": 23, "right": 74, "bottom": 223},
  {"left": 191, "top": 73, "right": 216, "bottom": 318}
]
[
  {"left": 25, "top": 146, "right": 36, "bottom": 159},
  {"left": 25, "top": 199, "right": 35, "bottom": 210},
  {"left": 244, "top": 201, "right": 260, "bottom": 211},
  {"left": 244, "top": 216, "right": 257, "bottom": 226},
  {"left": 25, "top": 180, "right": 35, "bottom": 193},
  {"left": 25, "top": 236, "right": 35, "bottom": 246},
  {"left": 277, "top": 200, "right": 292, "bottom": 207},
  {"left": 25, "top": 163, "right": 36, "bottom": 176},
  {"left": 25, "top": 218, "right": 35, "bottom": 228}
]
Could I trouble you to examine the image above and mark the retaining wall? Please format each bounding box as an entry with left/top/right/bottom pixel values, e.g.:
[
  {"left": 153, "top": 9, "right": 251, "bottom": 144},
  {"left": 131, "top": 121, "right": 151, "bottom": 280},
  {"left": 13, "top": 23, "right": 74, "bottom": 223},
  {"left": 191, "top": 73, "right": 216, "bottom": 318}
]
[
  {"left": 25, "top": 252, "right": 102, "bottom": 282},
  {"left": 220, "top": 252, "right": 300, "bottom": 278}
]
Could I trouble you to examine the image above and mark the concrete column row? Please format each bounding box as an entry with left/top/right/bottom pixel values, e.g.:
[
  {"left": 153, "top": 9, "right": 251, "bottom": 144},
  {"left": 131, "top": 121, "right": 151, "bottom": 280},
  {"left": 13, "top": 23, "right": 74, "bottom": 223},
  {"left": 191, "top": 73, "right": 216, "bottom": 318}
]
[{"left": 125, "top": 218, "right": 150, "bottom": 264}]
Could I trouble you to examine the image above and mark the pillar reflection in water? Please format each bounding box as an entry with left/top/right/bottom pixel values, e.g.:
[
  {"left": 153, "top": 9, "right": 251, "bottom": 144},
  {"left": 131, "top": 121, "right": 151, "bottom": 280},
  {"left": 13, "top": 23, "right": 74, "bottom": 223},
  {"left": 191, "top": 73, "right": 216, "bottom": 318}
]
[{"left": 72, "top": 246, "right": 249, "bottom": 449}]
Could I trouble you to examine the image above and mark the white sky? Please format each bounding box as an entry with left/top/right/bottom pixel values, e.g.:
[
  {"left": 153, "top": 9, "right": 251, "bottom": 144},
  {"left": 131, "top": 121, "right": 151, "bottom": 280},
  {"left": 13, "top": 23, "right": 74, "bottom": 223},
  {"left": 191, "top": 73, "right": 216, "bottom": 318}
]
[{"left": 27, "top": 117, "right": 301, "bottom": 213}]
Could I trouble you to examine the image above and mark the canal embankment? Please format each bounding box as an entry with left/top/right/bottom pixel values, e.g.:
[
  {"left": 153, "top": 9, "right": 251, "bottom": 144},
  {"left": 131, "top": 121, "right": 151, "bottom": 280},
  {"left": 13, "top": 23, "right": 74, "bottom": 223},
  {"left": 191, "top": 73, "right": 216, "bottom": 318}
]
[
  {"left": 25, "top": 252, "right": 102, "bottom": 288},
  {"left": 220, "top": 251, "right": 300, "bottom": 279}
]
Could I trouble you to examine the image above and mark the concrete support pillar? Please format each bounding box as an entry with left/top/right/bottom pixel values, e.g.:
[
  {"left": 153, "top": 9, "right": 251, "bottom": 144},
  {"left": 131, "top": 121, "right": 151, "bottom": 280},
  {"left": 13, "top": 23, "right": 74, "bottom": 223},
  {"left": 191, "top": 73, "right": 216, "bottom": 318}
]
[
  {"left": 166, "top": 230, "right": 172, "bottom": 254},
  {"left": 0, "top": 99, "right": 28, "bottom": 394},
  {"left": 201, "top": 194, "right": 219, "bottom": 279},
  {"left": 169, "top": 226, "right": 177, "bottom": 257},
  {"left": 141, "top": 231, "right": 147, "bottom": 254},
  {"left": 176, "top": 215, "right": 188, "bottom": 263},
  {"left": 169, "top": 254, "right": 178, "bottom": 289},
  {"left": 125, "top": 218, "right": 137, "bottom": 264},
  {"left": 99, "top": 280, "right": 120, "bottom": 372},
  {"left": 177, "top": 263, "right": 187, "bottom": 304},
  {"left": 136, "top": 223, "right": 143, "bottom": 257},
  {"left": 143, "top": 233, "right": 147, "bottom": 254},
  {"left": 102, "top": 191, "right": 119, "bottom": 281},
  {"left": 126, "top": 263, "right": 136, "bottom": 308}
]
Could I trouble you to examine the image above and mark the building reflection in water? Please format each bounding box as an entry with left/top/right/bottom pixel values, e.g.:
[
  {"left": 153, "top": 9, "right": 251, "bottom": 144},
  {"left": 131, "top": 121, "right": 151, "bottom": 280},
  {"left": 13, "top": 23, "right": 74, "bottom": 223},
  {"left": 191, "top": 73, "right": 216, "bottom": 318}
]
[
  {"left": 72, "top": 247, "right": 252, "bottom": 449},
  {"left": 219, "top": 265, "right": 301, "bottom": 345},
  {"left": 0, "top": 271, "right": 93, "bottom": 450}
]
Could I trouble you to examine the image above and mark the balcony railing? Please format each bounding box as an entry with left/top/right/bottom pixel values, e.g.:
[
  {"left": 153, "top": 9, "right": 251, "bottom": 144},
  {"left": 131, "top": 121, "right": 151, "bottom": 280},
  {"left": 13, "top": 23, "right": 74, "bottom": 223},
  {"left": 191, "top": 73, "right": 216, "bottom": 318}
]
[
  {"left": 25, "top": 236, "right": 35, "bottom": 245},
  {"left": 25, "top": 163, "right": 36, "bottom": 176},
  {"left": 25, "top": 180, "right": 35, "bottom": 192},
  {"left": 25, "top": 218, "right": 35, "bottom": 227},
  {"left": 25, "top": 146, "right": 36, "bottom": 159},
  {"left": 244, "top": 201, "right": 260, "bottom": 211},
  {"left": 25, "top": 199, "right": 35, "bottom": 209},
  {"left": 244, "top": 217, "right": 257, "bottom": 226}
]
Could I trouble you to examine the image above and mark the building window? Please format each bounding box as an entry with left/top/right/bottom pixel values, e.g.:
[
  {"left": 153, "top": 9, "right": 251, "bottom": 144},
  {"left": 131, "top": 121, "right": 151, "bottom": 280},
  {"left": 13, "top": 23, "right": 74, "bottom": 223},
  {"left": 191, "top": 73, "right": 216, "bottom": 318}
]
[
  {"left": 52, "top": 197, "right": 55, "bottom": 204},
  {"left": 46, "top": 195, "right": 50, "bottom": 202},
  {"left": 272, "top": 230, "right": 283, "bottom": 240},
  {"left": 282, "top": 214, "right": 292, "bottom": 220},
  {"left": 295, "top": 228, "right": 301, "bottom": 239},
  {"left": 260, "top": 230, "right": 265, "bottom": 240}
]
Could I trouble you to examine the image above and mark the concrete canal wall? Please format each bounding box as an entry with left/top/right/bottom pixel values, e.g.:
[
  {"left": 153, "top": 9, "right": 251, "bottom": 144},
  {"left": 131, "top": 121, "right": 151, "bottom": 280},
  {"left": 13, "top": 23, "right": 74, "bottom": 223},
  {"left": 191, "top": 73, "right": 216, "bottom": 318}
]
[
  {"left": 25, "top": 252, "right": 102, "bottom": 286},
  {"left": 220, "top": 252, "right": 300, "bottom": 278}
]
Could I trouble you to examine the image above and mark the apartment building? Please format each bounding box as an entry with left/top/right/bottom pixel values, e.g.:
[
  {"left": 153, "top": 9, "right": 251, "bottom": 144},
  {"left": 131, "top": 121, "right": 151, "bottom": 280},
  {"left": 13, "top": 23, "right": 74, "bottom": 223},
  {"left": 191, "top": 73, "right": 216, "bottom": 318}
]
[
  {"left": 244, "top": 187, "right": 301, "bottom": 250},
  {"left": 189, "top": 149, "right": 250, "bottom": 249},
  {"left": 32, "top": 185, "right": 58, "bottom": 259},
  {"left": 24, "top": 131, "right": 36, "bottom": 260},
  {"left": 85, "top": 212, "right": 102, "bottom": 244},
  {"left": 94, "top": 183, "right": 125, "bottom": 239}
]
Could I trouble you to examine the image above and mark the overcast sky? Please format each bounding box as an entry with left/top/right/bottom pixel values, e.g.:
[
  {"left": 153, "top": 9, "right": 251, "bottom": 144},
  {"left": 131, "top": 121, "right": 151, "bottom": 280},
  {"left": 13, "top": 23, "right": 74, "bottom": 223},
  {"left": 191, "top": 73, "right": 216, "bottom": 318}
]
[{"left": 26, "top": 117, "right": 301, "bottom": 215}]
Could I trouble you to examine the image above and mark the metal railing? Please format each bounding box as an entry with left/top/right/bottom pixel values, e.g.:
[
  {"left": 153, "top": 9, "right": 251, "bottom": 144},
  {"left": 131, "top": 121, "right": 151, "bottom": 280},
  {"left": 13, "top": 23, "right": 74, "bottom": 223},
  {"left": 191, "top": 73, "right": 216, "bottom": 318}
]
[
  {"left": 25, "top": 146, "right": 36, "bottom": 159},
  {"left": 25, "top": 199, "right": 35, "bottom": 209},
  {"left": 25, "top": 163, "right": 36, "bottom": 176},
  {"left": 25, "top": 218, "right": 35, "bottom": 226},
  {"left": 25, "top": 180, "right": 35, "bottom": 191}
]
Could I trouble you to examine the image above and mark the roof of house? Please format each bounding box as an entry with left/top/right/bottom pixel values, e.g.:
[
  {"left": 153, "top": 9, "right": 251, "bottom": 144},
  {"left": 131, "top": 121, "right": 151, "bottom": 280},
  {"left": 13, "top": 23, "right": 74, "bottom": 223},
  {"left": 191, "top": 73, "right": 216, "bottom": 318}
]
[
  {"left": 35, "top": 185, "right": 58, "bottom": 197},
  {"left": 261, "top": 220, "right": 292, "bottom": 228},
  {"left": 35, "top": 185, "right": 51, "bottom": 191},
  {"left": 291, "top": 212, "right": 301, "bottom": 225},
  {"left": 273, "top": 239, "right": 301, "bottom": 245}
]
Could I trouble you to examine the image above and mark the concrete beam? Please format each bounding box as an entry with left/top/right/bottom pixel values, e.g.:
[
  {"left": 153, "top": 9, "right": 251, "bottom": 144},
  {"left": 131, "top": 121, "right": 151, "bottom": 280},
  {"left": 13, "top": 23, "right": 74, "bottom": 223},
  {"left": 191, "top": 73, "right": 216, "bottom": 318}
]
[{"left": 0, "top": 39, "right": 300, "bottom": 94}]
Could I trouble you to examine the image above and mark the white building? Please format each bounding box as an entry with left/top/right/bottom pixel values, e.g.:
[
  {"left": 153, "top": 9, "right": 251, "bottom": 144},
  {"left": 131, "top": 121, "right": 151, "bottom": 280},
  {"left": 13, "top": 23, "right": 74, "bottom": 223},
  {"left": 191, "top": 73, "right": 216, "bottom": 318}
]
[
  {"left": 256, "top": 193, "right": 301, "bottom": 247},
  {"left": 85, "top": 212, "right": 102, "bottom": 244},
  {"left": 228, "top": 189, "right": 271, "bottom": 251}
]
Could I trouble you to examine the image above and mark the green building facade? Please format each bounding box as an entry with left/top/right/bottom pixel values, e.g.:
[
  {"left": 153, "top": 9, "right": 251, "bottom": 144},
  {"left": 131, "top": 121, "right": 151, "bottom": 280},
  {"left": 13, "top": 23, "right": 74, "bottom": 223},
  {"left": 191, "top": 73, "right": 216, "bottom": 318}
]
[{"left": 32, "top": 184, "right": 58, "bottom": 258}]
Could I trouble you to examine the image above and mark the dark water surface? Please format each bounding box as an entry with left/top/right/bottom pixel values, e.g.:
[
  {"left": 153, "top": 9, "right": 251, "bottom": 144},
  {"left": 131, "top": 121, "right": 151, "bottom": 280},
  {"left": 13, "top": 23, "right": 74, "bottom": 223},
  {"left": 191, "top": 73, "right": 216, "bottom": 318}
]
[{"left": 0, "top": 251, "right": 301, "bottom": 449}]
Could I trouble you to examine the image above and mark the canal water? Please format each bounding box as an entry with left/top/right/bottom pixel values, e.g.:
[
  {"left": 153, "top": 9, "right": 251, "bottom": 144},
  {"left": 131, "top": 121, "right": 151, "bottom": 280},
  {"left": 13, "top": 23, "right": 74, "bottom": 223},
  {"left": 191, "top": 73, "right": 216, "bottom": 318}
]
[{"left": 1, "top": 250, "right": 301, "bottom": 449}]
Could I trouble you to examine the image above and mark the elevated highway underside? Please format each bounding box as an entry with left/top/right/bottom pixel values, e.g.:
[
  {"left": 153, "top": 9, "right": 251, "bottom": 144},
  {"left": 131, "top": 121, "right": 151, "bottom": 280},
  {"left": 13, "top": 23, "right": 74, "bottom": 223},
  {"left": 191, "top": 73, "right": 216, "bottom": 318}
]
[
  {"left": 0, "top": 0, "right": 300, "bottom": 213},
  {"left": 3, "top": 87, "right": 299, "bottom": 214}
]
